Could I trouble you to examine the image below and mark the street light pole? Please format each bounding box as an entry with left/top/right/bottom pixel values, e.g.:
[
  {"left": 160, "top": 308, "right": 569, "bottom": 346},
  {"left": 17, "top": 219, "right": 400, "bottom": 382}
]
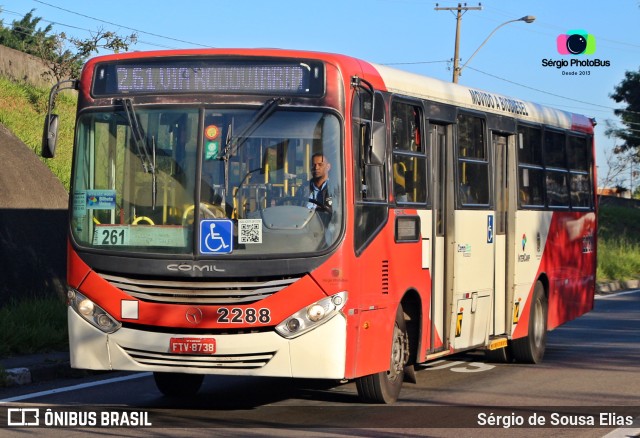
[{"left": 455, "top": 15, "right": 536, "bottom": 82}]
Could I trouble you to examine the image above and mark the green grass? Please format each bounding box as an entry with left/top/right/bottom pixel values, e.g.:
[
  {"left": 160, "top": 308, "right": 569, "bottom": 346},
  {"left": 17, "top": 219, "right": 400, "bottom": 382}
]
[
  {"left": 597, "top": 205, "right": 640, "bottom": 281},
  {"left": 0, "top": 297, "right": 68, "bottom": 358},
  {"left": 597, "top": 238, "right": 640, "bottom": 281},
  {"left": 0, "top": 76, "right": 75, "bottom": 190}
]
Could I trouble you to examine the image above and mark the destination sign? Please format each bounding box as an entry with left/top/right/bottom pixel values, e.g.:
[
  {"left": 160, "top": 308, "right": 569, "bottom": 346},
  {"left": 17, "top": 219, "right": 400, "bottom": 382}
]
[
  {"left": 468, "top": 89, "right": 529, "bottom": 116},
  {"left": 92, "top": 59, "right": 325, "bottom": 97}
]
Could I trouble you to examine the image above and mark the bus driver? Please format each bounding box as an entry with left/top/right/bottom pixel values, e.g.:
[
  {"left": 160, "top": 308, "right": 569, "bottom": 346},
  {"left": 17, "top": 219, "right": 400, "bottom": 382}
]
[{"left": 304, "top": 152, "right": 333, "bottom": 214}]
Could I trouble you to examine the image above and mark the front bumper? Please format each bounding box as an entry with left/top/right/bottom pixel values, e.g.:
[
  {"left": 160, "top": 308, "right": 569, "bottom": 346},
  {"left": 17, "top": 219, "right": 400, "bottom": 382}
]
[{"left": 68, "top": 307, "right": 347, "bottom": 379}]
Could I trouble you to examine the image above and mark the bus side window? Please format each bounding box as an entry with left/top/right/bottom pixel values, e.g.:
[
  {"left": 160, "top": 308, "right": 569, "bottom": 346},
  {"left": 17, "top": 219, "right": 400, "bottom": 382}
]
[
  {"left": 568, "top": 135, "right": 593, "bottom": 209},
  {"left": 517, "top": 125, "right": 544, "bottom": 208},
  {"left": 543, "top": 130, "right": 569, "bottom": 208},
  {"left": 391, "top": 101, "right": 427, "bottom": 205},
  {"left": 457, "top": 114, "right": 489, "bottom": 207}
]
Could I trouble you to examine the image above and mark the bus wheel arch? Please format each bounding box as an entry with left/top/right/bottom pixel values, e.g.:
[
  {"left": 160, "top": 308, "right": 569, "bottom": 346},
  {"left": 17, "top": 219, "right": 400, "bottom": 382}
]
[
  {"left": 355, "top": 303, "right": 410, "bottom": 403},
  {"left": 511, "top": 279, "right": 548, "bottom": 364},
  {"left": 400, "top": 289, "right": 421, "bottom": 378}
]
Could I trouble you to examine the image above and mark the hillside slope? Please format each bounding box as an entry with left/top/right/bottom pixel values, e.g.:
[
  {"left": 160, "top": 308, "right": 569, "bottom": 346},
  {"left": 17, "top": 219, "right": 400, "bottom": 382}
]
[{"left": 0, "top": 124, "right": 68, "bottom": 302}]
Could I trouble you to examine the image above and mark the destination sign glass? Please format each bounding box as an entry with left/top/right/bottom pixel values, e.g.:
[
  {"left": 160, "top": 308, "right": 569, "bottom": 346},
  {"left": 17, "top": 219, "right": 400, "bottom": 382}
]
[{"left": 92, "top": 59, "right": 325, "bottom": 97}]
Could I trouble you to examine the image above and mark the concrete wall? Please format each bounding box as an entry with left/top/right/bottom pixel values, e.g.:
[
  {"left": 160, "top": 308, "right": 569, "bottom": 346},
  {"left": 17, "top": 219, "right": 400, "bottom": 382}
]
[{"left": 0, "top": 44, "right": 55, "bottom": 87}]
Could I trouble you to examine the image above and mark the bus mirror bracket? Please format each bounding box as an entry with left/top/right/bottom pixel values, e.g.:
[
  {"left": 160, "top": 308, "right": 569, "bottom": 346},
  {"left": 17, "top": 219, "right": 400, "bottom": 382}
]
[{"left": 41, "top": 79, "right": 78, "bottom": 158}]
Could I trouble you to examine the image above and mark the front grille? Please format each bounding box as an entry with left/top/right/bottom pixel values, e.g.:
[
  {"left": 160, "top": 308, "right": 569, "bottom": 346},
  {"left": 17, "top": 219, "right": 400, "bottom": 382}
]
[
  {"left": 99, "top": 272, "right": 300, "bottom": 305},
  {"left": 122, "top": 347, "right": 275, "bottom": 369}
]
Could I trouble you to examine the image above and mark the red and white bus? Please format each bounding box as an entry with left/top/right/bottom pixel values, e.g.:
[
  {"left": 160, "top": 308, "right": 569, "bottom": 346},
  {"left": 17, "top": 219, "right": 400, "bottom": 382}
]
[{"left": 43, "top": 48, "right": 597, "bottom": 403}]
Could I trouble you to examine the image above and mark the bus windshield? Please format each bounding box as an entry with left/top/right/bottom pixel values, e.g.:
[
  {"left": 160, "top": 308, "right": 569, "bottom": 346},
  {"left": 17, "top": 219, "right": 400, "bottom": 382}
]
[{"left": 71, "top": 107, "right": 342, "bottom": 256}]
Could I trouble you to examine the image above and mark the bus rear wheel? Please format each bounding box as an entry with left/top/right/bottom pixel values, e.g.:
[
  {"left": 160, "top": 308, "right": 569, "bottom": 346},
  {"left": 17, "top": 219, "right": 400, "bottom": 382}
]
[
  {"left": 153, "top": 372, "right": 204, "bottom": 397},
  {"left": 511, "top": 281, "right": 547, "bottom": 364},
  {"left": 356, "top": 306, "right": 409, "bottom": 404}
]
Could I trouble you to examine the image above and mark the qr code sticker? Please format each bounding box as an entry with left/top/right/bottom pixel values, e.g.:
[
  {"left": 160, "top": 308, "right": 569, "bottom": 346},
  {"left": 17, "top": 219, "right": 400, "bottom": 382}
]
[{"left": 239, "top": 219, "right": 262, "bottom": 244}]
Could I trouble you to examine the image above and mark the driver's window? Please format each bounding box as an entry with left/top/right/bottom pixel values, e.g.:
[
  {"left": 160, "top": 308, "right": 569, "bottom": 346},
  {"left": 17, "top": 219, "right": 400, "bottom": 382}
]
[{"left": 352, "top": 90, "right": 388, "bottom": 253}]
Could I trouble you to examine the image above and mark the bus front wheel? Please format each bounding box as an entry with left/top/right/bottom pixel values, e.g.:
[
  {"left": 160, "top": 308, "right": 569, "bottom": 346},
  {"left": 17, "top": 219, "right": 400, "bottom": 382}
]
[
  {"left": 153, "top": 372, "right": 204, "bottom": 397},
  {"left": 511, "top": 281, "right": 547, "bottom": 364},
  {"left": 356, "top": 306, "right": 409, "bottom": 404}
]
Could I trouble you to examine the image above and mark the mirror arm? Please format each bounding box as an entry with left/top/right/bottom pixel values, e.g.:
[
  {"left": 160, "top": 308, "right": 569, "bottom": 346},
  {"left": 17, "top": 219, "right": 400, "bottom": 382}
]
[
  {"left": 350, "top": 75, "right": 376, "bottom": 127},
  {"left": 45, "top": 79, "right": 78, "bottom": 120}
]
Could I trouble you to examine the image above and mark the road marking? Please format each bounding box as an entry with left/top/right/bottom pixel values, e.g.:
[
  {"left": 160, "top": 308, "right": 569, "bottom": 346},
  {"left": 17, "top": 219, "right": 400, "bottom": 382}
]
[
  {"left": 0, "top": 372, "right": 152, "bottom": 403},
  {"left": 422, "top": 360, "right": 466, "bottom": 370},
  {"left": 422, "top": 359, "right": 495, "bottom": 373},
  {"left": 596, "top": 289, "right": 640, "bottom": 300},
  {"left": 449, "top": 361, "right": 495, "bottom": 373}
]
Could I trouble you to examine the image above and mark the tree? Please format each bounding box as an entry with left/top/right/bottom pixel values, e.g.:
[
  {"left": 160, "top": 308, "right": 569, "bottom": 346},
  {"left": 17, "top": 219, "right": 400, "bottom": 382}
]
[
  {"left": 35, "top": 28, "right": 137, "bottom": 81},
  {"left": 69, "top": 28, "right": 137, "bottom": 59},
  {"left": 607, "top": 68, "right": 640, "bottom": 158},
  {"left": 0, "top": 8, "right": 137, "bottom": 81},
  {"left": 32, "top": 31, "right": 83, "bottom": 81},
  {"left": 598, "top": 142, "right": 638, "bottom": 190},
  {"left": 0, "top": 8, "right": 56, "bottom": 55}
]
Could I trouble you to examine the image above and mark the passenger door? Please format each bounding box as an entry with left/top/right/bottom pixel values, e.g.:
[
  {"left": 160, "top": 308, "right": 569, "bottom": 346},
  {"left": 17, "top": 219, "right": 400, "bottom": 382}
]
[
  {"left": 492, "top": 132, "right": 511, "bottom": 336},
  {"left": 429, "top": 123, "right": 449, "bottom": 353},
  {"left": 448, "top": 113, "right": 494, "bottom": 350}
]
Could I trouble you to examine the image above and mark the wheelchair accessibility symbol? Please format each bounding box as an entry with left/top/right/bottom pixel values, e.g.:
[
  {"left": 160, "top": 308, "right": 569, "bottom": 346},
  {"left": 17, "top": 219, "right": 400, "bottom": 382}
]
[{"left": 200, "top": 219, "right": 233, "bottom": 254}]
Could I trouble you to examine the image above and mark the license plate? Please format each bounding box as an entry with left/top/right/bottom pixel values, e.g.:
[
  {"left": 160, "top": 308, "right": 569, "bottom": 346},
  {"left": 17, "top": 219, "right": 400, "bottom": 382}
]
[{"left": 170, "top": 337, "right": 216, "bottom": 355}]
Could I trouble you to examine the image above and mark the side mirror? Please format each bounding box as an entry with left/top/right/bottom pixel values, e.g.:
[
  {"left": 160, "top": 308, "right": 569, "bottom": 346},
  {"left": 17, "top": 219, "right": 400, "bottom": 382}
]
[
  {"left": 363, "top": 121, "right": 387, "bottom": 165},
  {"left": 41, "top": 113, "right": 59, "bottom": 158},
  {"left": 369, "top": 121, "right": 386, "bottom": 165}
]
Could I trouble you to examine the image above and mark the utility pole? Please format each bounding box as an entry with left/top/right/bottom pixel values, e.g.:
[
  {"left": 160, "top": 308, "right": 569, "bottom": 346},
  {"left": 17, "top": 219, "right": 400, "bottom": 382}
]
[{"left": 435, "top": 3, "right": 482, "bottom": 83}]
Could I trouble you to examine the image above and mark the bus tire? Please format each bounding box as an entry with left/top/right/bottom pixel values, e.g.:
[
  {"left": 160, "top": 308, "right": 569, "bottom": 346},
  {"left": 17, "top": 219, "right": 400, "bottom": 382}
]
[
  {"left": 511, "top": 281, "right": 547, "bottom": 364},
  {"left": 356, "top": 305, "right": 408, "bottom": 404},
  {"left": 153, "top": 372, "right": 204, "bottom": 397}
]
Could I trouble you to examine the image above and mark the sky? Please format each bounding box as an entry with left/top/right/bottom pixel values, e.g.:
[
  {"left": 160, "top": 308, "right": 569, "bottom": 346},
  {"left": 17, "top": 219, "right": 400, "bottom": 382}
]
[{"left": 1, "top": 0, "right": 639, "bottom": 189}]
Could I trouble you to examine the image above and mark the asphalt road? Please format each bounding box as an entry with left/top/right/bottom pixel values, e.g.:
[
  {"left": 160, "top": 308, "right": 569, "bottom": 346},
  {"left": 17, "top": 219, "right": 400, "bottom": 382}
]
[{"left": 1, "top": 290, "right": 639, "bottom": 437}]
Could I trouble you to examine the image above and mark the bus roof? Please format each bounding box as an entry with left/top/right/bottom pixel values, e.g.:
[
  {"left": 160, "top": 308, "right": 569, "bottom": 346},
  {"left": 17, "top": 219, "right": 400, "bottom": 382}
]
[
  {"left": 370, "top": 63, "right": 594, "bottom": 134},
  {"left": 81, "top": 48, "right": 594, "bottom": 134}
]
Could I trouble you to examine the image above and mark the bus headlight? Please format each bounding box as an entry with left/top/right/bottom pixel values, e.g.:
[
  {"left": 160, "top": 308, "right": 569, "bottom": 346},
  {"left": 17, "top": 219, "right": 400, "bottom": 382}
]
[
  {"left": 68, "top": 289, "right": 121, "bottom": 334},
  {"left": 275, "top": 292, "right": 347, "bottom": 339}
]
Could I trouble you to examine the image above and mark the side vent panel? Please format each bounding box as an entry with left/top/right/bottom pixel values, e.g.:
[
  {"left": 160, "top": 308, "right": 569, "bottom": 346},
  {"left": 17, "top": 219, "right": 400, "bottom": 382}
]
[{"left": 381, "top": 260, "right": 389, "bottom": 294}]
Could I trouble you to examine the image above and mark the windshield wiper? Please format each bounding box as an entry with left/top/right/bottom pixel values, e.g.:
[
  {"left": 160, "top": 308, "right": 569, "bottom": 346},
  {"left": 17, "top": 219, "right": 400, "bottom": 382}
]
[
  {"left": 121, "top": 98, "right": 157, "bottom": 209},
  {"left": 221, "top": 97, "right": 289, "bottom": 161}
]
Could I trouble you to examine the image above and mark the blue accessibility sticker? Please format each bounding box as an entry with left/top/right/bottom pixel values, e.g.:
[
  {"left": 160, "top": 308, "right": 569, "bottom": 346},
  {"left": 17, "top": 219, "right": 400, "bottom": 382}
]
[
  {"left": 487, "top": 215, "right": 494, "bottom": 244},
  {"left": 200, "top": 219, "right": 233, "bottom": 254}
]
